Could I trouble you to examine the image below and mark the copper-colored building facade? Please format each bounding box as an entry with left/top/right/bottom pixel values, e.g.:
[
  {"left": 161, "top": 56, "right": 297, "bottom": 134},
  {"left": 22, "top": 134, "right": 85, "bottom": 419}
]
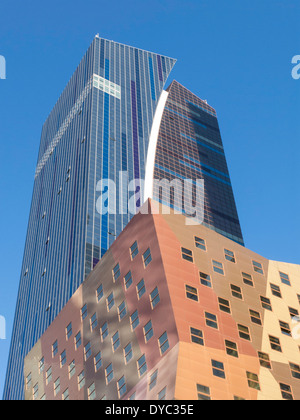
[{"left": 24, "top": 200, "right": 300, "bottom": 400}]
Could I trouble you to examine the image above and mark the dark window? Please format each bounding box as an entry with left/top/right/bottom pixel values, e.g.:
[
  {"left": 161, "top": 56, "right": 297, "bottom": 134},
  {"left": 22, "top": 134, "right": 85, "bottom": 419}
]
[
  {"left": 181, "top": 247, "right": 193, "bottom": 262},
  {"left": 186, "top": 285, "right": 198, "bottom": 302},
  {"left": 195, "top": 237, "right": 206, "bottom": 251},
  {"left": 224, "top": 249, "right": 235, "bottom": 263},
  {"left": 252, "top": 260, "right": 264, "bottom": 274},
  {"left": 190, "top": 327, "right": 204, "bottom": 345},
  {"left": 130, "top": 241, "right": 139, "bottom": 260},
  {"left": 270, "top": 283, "right": 282, "bottom": 298},
  {"left": 200, "top": 272, "right": 212, "bottom": 288},
  {"left": 212, "top": 360, "right": 225, "bottom": 379}
]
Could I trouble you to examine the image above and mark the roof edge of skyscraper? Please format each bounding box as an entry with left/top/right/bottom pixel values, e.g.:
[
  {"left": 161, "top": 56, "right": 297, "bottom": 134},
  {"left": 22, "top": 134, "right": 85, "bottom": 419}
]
[
  {"left": 94, "top": 34, "right": 178, "bottom": 63},
  {"left": 166, "top": 79, "right": 217, "bottom": 115}
]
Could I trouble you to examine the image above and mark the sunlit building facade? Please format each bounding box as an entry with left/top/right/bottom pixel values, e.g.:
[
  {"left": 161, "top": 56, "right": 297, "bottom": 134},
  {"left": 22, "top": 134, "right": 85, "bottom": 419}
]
[{"left": 24, "top": 201, "right": 300, "bottom": 401}]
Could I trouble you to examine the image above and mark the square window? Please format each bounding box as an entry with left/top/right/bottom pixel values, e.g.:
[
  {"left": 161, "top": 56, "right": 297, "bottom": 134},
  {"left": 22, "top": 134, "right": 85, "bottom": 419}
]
[
  {"left": 60, "top": 350, "right": 67, "bottom": 367},
  {"left": 225, "top": 340, "right": 238, "bottom": 358},
  {"left": 107, "top": 292, "right": 115, "bottom": 311},
  {"left": 205, "top": 312, "right": 218, "bottom": 329},
  {"left": 130, "top": 241, "right": 139, "bottom": 260},
  {"left": 158, "top": 387, "right": 167, "bottom": 400},
  {"left": 137, "top": 279, "right": 146, "bottom": 299},
  {"left": 279, "top": 321, "right": 291, "bottom": 336},
  {"left": 289, "top": 307, "right": 299, "bottom": 319},
  {"left": 84, "top": 342, "right": 92, "bottom": 361},
  {"left": 66, "top": 323, "right": 72, "bottom": 340},
  {"left": 270, "top": 283, "right": 282, "bottom": 298},
  {"left": 78, "top": 371, "right": 85, "bottom": 390},
  {"left": 129, "top": 392, "right": 136, "bottom": 401},
  {"left": 186, "top": 285, "right": 198, "bottom": 302},
  {"left": 158, "top": 332, "right": 170, "bottom": 355},
  {"left": 199, "top": 272, "right": 212, "bottom": 288},
  {"left": 247, "top": 372, "right": 260, "bottom": 390},
  {"left": 195, "top": 236, "right": 206, "bottom": 251},
  {"left": 124, "top": 343, "right": 133, "bottom": 364},
  {"left": 260, "top": 296, "right": 272, "bottom": 311},
  {"left": 96, "top": 284, "right": 104, "bottom": 302},
  {"left": 117, "top": 376, "right": 127, "bottom": 398},
  {"left": 242, "top": 272, "right": 253, "bottom": 287},
  {"left": 190, "top": 327, "right": 204, "bottom": 345},
  {"left": 231, "top": 284, "right": 243, "bottom": 300},
  {"left": 269, "top": 335, "right": 282, "bottom": 352},
  {"left": 224, "top": 249, "right": 235, "bottom": 263},
  {"left": 69, "top": 360, "right": 76, "bottom": 378},
  {"left": 52, "top": 340, "right": 58, "bottom": 358},
  {"left": 81, "top": 304, "right": 88, "bottom": 321},
  {"left": 88, "top": 383, "right": 96, "bottom": 400},
  {"left": 39, "top": 358, "right": 45, "bottom": 374},
  {"left": 238, "top": 324, "right": 251, "bottom": 341},
  {"left": 112, "top": 331, "right": 120, "bottom": 352},
  {"left": 124, "top": 271, "right": 133, "bottom": 290},
  {"left": 113, "top": 263, "right": 121, "bottom": 282},
  {"left": 258, "top": 352, "right": 271, "bottom": 369},
  {"left": 252, "top": 260, "right": 264, "bottom": 275},
  {"left": 143, "top": 248, "right": 152, "bottom": 267},
  {"left": 144, "top": 321, "right": 154, "bottom": 342},
  {"left": 279, "top": 272, "right": 291, "bottom": 286},
  {"left": 181, "top": 247, "right": 193, "bottom": 262},
  {"left": 212, "top": 260, "right": 224, "bottom": 275},
  {"left": 150, "top": 287, "right": 160, "bottom": 309},
  {"left": 137, "top": 355, "right": 147, "bottom": 377},
  {"left": 130, "top": 310, "right": 139, "bottom": 330},
  {"left": 94, "top": 352, "right": 102, "bottom": 372},
  {"left": 197, "top": 384, "right": 211, "bottom": 400},
  {"left": 212, "top": 360, "right": 225, "bottom": 379},
  {"left": 62, "top": 389, "right": 69, "bottom": 401},
  {"left": 218, "top": 297, "right": 231, "bottom": 314},
  {"left": 250, "top": 309, "right": 262, "bottom": 326},
  {"left": 105, "top": 363, "right": 114, "bottom": 384},
  {"left": 90, "top": 313, "right": 98, "bottom": 331},
  {"left": 54, "top": 378, "right": 60, "bottom": 396},
  {"left": 118, "top": 301, "right": 127, "bottom": 321},
  {"left": 149, "top": 370, "right": 158, "bottom": 391},
  {"left": 280, "top": 383, "right": 294, "bottom": 400},
  {"left": 26, "top": 373, "right": 32, "bottom": 390},
  {"left": 46, "top": 367, "right": 52, "bottom": 385},
  {"left": 75, "top": 332, "right": 82, "bottom": 350},
  {"left": 289, "top": 362, "right": 300, "bottom": 380},
  {"left": 101, "top": 322, "right": 109, "bottom": 341}
]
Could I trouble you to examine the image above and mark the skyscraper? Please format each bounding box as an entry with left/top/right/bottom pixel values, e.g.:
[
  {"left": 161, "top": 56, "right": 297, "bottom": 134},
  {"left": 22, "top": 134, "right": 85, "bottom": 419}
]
[
  {"left": 3, "top": 37, "right": 176, "bottom": 400},
  {"left": 4, "top": 36, "right": 244, "bottom": 400},
  {"left": 146, "top": 80, "right": 244, "bottom": 245}
]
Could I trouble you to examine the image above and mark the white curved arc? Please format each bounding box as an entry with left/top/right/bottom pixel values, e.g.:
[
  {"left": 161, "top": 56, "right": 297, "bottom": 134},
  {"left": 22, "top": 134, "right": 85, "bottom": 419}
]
[{"left": 144, "top": 90, "right": 169, "bottom": 203}]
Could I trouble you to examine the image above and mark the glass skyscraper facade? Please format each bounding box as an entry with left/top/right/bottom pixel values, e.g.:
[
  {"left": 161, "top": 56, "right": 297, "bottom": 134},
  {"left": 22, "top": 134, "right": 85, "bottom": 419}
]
[
  {"left": 150, "top": 81, "right": 244, "bottom": 245},
  {"left": 4, "top": 37, "right": 244, "bottom": 400},
  {"left": 3, "top": 36, "right": 176, "bottom": 400}
]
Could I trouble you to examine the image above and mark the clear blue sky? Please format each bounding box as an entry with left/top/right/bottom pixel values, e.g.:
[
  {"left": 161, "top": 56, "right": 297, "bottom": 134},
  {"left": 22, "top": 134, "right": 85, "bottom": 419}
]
[{"left": 0, "top": 0, "right": 299, "bottom": 398}]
